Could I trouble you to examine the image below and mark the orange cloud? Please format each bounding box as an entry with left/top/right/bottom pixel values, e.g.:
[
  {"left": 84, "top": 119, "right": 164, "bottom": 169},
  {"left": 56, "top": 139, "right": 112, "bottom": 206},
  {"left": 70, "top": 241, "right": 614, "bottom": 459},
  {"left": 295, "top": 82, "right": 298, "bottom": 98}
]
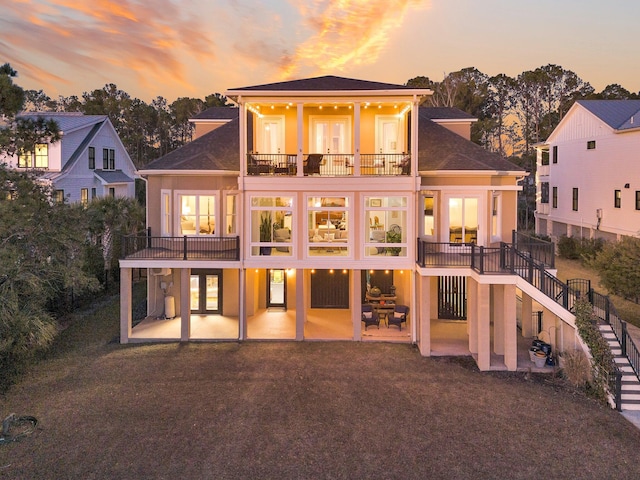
[{"left": 281, "top": 0, "right": 430, "bottom": 78}]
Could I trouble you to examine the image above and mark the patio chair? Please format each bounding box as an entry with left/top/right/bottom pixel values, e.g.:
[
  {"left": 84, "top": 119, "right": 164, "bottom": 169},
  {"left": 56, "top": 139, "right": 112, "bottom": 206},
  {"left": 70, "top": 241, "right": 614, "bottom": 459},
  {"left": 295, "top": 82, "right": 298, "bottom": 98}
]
[
  {"left": 303, "top": 154, "right": 323, "bottom": 175},
  {"left": 361, "top": 304, "right": 380, "bottom": 330},
  {"left": 388, "top": 305, "right": 409, "bottom": 331}
]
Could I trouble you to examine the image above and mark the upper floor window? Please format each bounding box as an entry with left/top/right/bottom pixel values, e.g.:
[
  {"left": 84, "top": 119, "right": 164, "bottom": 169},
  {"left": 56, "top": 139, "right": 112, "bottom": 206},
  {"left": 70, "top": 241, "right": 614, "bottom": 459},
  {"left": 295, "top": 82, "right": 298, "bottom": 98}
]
[
  {"left": 614, "top": 190, "right": 621, "bottom": 208},
  {"left": 251, "top": 196, "right": 294, "bottom": 256},
  {"left": 310, "top": 116, "right": 351, "bottom": 154},
  {"left": 491, "top": 194, "right": 501, "bottom": 240},
  {"left": 18, "top": 144, "right": 48, "bottom": 168},
  {"left": 541, "top": 182, "right": 549, "bottom": 204},
  {"left": 541, "top": 150, "right": 549, "bottom": 166},
  {"left": 552, "top": 187, "right": 558, "bottom": 208},
  {"left": 257, "top": 116, "right": 285, "bottom": 154},
  {"left": 636, "top": 191, "right": 640, "bottom": 211},
  {"left": 423, "top": 195, "right": 435, "bottom": 238},
  {"left": 225, "top": 193, "right": 239, "bottom": 236},
  {"left": 572, "top": 188, "right": 579, "bottom": 211},
  {"left": 88, "top": 147, "right": 95, "bottom": 169},
  {"left": 103, "top": 148, "right": 115, "bottom": 170},
  {"left": 587, "top": 140, "right": 596, "bottom": 150},
  {"left": 161, "top": 190, "right": 171, "bottom": 236},
  {"left": 552, "top": 145, "right": 558, "bottom": 164},
  {"left": 179, "top": 194, "right": 216, "bottom": 235},
  {"left": 365, "top": 196, "right": 407, "bottom": 256}
]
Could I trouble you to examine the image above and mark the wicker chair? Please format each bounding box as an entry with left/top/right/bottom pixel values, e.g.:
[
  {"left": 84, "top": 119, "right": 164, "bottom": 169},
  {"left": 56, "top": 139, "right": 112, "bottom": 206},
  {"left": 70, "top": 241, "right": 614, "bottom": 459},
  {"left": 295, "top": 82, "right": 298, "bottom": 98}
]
[
  {"left": 388, "top": 305, "right": 409, "bottom": 331},
  {"left": 361, "top": 304, "right": 380, "bottom": 330}
]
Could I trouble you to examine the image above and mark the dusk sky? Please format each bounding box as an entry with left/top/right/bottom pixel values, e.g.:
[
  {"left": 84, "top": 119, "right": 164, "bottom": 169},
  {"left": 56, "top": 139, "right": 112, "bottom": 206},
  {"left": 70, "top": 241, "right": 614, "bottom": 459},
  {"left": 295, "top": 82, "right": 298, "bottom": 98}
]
[{"left": 2, "top": 0, "right": 639, "bottom": 103}]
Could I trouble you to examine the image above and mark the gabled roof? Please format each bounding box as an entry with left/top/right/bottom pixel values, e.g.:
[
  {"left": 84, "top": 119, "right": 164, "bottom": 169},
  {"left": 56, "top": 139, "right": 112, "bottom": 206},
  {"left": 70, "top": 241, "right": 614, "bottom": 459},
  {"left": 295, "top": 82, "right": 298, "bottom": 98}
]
[
  {"left": 62, "top": 120, "right": 105, "bottom": 173},
  {"left": 227, "top": 75, "right": 426, "bottom": 94},
  {"left": 420, "top": 107, "right": 475, "bottom": 121},
  {"left": 576, "top": 100, "right": 640, "bottom": 131},
  {"left": 143, "top": 118, "right": 240, "bottom": 172},
  {"left": 191, "top": 107, "right": 239, "bottom": 121},
  {"left": 18, "top": 112, "right": 108, "bottom": 134},
  {"left": 417, "top": 110, "right": 523, "bottom": 172}
]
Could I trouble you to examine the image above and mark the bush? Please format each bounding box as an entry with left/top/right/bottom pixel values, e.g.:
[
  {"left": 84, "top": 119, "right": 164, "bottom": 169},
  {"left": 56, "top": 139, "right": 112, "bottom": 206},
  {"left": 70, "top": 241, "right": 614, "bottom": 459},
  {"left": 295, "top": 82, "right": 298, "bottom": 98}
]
[
  {"left": 590, "top": 236, "right": 640, "bottom": 303},
  {"left": 557, "top": 235, "right": 604, "bottom": 262}
]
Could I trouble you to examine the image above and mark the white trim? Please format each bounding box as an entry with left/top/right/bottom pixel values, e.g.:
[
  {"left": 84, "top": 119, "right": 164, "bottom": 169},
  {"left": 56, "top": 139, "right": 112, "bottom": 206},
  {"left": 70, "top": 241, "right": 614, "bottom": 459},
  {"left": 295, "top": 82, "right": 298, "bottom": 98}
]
[
  {"left": 161, "top": 189, "right": 171, "bottom": 237},
  {"left": 138, "top": 170, "right": 240, "bottom": 176}
]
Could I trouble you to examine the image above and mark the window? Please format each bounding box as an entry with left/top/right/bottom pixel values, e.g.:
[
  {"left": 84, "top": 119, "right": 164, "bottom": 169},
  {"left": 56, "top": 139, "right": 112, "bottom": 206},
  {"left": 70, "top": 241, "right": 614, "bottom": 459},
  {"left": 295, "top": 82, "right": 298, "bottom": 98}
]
[
  {"left": 54, "top": 189, "right": 64, "bottom": 203},
  {"left": 636, "top": 191, "right": 640, "bottom": 211},
  {"left": 17, "top": 144, "right": 48, "bottom": 168},
  {"left": 250, "top": 196, "right": 294, "bottom": 256},
  {"left": 448, "top": 197, "right": 478, "bottom": 244},
  {"left": 81, "top": 188, "right": 88, "bottom": 206},
  {"left": 91, "top": 187, "right": 97, "bottom": 199},
  {"left": 572, "top": 188, "right": 579, "bottom": 211},
  {"left": 257, "top": 116, "right": 285, "bottom": 154},
  {"left": 109, "top": 187, "right": 115, "bottom": 198},
  {"left": 541, "top": 150, "right": 549, "bottom": 166},
  {"left": 491, "top": 194, "right": 500, "bottom": 240},
  {"left": 552, "top": 146, "right": 558, "bottom": 164},
  {"left": 308, "top": 196, "right": 350, "bottom": 257},
  {"left": 179, "top": 194, "right": 217, "bottom": 236},
  {"left": 614, "top": 190, "right": 621, "bottom": 208},
  {"left": 587, "top": 140, "right": 596, "bottom": 150},
  {"left": 552, "top": 187, "right": 558, "bottom": 208},
  {"left": 103, "top": 148, "right": 115, "bottom": 170},
  {"left": 88, "top": 147, "right": 95, "bottom": 169},
  {"left": 225, "top": 193, "right": 238, "bottom": 235},
  {"left": 541, "top": 182, "right": 549, "bottom": 204},
  {"left": 310, "top": 116, "right": 351, "bottom": 154},
  {"left": 365, "top": 196, "right": 408, "bottom": 256},
  {"left": 161, "top": 190, "right": 171, "bottom": 236},
  {"left": 423, "top": 195, "right": 435, "bottom": 237}
]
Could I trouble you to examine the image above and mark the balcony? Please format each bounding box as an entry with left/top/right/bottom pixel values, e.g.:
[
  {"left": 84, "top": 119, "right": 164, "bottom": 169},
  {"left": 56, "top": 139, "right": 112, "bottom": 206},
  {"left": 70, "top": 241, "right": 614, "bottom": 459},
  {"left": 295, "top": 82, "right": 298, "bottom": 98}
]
[
  {"left": 246, "top": 153, "right": 410, "bottom": 177},
  {"left": 122, "top": 231, "right": 240, "bottom": 261}
]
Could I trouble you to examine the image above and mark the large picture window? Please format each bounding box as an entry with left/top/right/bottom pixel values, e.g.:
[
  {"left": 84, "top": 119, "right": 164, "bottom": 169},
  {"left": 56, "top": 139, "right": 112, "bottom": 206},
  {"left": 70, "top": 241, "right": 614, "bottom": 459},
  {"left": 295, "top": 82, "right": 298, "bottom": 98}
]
[
  {"left": 423, "top": 194, "right": 435, "bottom": 238},
  {"left": 225, "top": 193, "right": 239, "bottom": 236},
  {"left": 365, "top": 196, "right": 408, "bottom": 256},
  {"left": 448, "top": 197, "right": 478, "bottom": 244},
  {"left": 18, "top": 144, "right": 48, "bottom": 168},
  {"left": 178, "top": 194, "right": 217, "bottom": 235},
  {"left": 250, "top": 196, "right": 294, "bottom": 256},
  {"left": 307, "top": 196, "right": 350, "bottom": 257}
]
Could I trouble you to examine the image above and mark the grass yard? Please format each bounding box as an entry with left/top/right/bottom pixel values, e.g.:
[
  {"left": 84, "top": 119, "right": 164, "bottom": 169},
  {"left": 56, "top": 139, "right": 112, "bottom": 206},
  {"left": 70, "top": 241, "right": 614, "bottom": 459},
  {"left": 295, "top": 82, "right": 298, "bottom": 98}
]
[
  {"left": 1, "top": 282, "right": 640, "bottom": 479},
  {"left": 555, "top": 257, "right": 640, "bottom": 328}
]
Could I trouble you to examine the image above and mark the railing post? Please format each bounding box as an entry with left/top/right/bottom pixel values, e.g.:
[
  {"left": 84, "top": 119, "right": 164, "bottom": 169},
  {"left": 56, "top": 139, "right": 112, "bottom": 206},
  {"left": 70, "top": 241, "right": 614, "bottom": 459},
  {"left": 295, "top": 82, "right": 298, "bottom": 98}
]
[
  {"left": 512, "top": 229, "right": 516, "bottom": 245},
  {"left": 562, "top": 284, "right": 568, "bottom": 309},
  {"left": 528, "top": 256, "right": 534, "bottom": 283},
  {"left": 147, "top": 227, "right": 152, "bottom": 248},
  {"left": 510, "top": 244, "right": 515, "bottom": 274},
  {"left": 538, "top": 263, "right": 545, "bottom": 294},
  {"left": 622, "top": 321, "right": 628, "bottom": 357},
  {"left": 605, "top": 296, "right": 611, "bottom": 324},
  {"left": 183, "top": 235, "right": 188, "bottom": 260},
  {"left": 235, "top": 235, "right": 240, "bottom": 261},
  {"left": 616, "top": 370, "right": 623, "bottom": 411},
  {"left": 479, "top": 246, "right": 484, "bottom": 274}
]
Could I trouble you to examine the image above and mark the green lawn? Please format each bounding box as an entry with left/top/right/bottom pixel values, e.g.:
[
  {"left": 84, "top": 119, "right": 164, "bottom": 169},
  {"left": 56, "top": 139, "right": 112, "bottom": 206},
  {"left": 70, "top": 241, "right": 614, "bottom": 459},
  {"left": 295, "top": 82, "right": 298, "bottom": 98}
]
[{"left": 2, "top": 281, "right": 640, "bottom": 479}]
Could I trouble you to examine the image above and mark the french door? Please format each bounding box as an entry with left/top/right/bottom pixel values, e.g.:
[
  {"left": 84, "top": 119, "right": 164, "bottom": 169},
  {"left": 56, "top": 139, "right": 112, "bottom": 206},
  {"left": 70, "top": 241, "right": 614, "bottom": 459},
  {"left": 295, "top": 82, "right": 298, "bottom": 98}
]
[
  {"left": 190, "top": 269, "right": 222, "bottom": 314},
  {"left": 447, "top": 196, "right": 479, "bottom": 244},
  {"left": 267, "top": 269, "right": 287, "bottom": 309}
]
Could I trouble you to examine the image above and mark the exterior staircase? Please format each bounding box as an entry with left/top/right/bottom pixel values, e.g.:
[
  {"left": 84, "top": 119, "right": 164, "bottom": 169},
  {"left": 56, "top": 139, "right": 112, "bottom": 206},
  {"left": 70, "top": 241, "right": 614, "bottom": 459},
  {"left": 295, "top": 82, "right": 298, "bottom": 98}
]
[{"left": 599, "top": 324, "right": 640, "bottom": 411}]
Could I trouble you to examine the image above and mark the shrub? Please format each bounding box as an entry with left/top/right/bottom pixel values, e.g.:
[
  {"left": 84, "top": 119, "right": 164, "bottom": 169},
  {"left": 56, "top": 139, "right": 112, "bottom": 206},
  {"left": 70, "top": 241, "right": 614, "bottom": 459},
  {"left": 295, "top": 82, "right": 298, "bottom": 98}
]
[
  {"left": 557, "top": 235, "right": 604, "bottom": 262},
  {"left": 560, "top": 350, "right": 591, "bottom": 387}
]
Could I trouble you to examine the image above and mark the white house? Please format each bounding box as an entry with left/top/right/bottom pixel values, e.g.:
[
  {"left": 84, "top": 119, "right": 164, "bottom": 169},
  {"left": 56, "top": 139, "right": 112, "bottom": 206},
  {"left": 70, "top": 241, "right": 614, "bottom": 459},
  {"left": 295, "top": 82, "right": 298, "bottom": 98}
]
[
  {"left": 535, "top": 100, "right": 640, "bottom": 241},
  {"left": 2, "top": 112, "right": 137, "bottom": 204}
]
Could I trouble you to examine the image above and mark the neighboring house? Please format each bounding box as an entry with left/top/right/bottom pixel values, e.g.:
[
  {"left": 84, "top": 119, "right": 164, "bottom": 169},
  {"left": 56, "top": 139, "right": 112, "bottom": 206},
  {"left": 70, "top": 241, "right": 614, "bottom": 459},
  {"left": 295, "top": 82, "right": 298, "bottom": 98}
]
[
  {"left": 535, "top": 100, "right": 640, "bottom": 242},
  {"left": 1, "top": 112, "right": 137, "bottom": 203},
  {"left": 120, "top": 75, "right": 581, "bottom": 372},
  {"left": 189, "top": 107, "right": 239, "bottom": 140}
]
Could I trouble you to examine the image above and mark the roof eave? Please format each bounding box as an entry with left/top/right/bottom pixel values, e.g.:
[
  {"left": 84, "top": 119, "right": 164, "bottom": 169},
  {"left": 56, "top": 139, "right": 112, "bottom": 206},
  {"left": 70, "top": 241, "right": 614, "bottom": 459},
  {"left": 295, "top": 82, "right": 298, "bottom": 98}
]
[
  {"left": 138, "top": 169, "right": 240, "bottom": 176},
  {"left": 418, "top": 169, "right": 525, "bottom": 177},
  {"left": 226, "top": 88, "right": 432, "bottom": 100}
]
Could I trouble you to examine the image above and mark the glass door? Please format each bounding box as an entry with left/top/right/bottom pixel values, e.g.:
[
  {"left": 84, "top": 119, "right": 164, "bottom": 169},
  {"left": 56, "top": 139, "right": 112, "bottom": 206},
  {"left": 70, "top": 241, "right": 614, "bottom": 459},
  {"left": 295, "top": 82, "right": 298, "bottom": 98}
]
[
  {"left": 190, "top": 269, "right": 222, "bottom": 314},
  {"left": 448, "top": 197, "right": 479, "bottom": 244},
  {"left": 267, "top": 269, "right": 286, "bottom": 309}
]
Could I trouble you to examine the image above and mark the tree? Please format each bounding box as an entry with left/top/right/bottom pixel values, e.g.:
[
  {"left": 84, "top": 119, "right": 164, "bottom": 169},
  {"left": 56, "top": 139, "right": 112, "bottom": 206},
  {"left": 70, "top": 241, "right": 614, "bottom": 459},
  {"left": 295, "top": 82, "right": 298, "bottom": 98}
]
[
  {"left": 204, "top": 93, "right": 231, "bottom": 108},
  {"left": 591, "top": 84, "right": 638, "bottom": 100},
  {"left": 0, "top": 165, "right": 100, "bottom": 386},
  {"left": 0, "top": 63, "right": 25, "bottom": 117},
  {"left": 590, "top": 237, "right": 640, "bottom": 302},
  {"left": 484, "top": 74, "right": 517, "bottom": 155}
]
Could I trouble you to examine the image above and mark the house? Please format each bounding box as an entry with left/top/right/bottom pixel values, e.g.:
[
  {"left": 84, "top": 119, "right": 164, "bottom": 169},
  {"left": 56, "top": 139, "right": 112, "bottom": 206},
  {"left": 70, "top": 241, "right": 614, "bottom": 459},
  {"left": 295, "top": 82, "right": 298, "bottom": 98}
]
[
  {"left": 119, "top": 75, "right": 583, "bottom": 372},
  {"left": 535, "top": 100, "right": 640, "bottom": 242},
  {"left": 1, "top": 112, "right": 137, "bottom": 203}
]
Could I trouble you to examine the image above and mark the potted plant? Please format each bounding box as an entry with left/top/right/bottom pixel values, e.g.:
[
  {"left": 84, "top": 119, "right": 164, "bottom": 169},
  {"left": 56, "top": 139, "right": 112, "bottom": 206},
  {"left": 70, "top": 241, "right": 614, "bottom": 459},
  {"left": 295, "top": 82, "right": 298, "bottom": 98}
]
[
  {"left": 259, "top": 212, "right": 272, "bottom": 255},
  {"left": 386, "top": 228, "right": 402, "bottom": 256}
]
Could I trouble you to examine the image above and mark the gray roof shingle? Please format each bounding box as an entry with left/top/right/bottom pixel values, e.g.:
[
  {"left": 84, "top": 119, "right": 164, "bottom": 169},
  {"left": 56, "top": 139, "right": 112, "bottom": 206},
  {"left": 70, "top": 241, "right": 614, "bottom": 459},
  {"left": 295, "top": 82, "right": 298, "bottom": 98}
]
[
  {"left": 576, "top": 100, "right": 640, "bottom": 130},
  {"left": 420, "top": 107, "right": 475, "bottom": 120},
  {"left": 18, "top": 112, "right": 107, "bottom": 133},
  {"left": 192, "top": 107, "right": 239, "bottom": 120},
  {"left": 94, "top": 170, "right": 135, "bottom": 184},
  {"left": 228, "top": 75, "right": 418, "bottom": 92}
]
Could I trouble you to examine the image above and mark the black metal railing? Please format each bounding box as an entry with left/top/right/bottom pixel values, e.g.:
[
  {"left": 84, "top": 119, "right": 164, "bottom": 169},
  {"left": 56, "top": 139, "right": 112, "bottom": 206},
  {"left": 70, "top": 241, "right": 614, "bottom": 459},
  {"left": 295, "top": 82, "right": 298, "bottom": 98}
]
[
  {"left": 512, "top": 230, "right": 555, "bottom": 268},
  {"left": 247, "top": 153, "right": 296, "bottom": 176},
  {"left": 359, "top": 153, "right": 409, "bottom": 176},
  {"left": 122, "top": 230, "right": 240, "bottom": 261}
]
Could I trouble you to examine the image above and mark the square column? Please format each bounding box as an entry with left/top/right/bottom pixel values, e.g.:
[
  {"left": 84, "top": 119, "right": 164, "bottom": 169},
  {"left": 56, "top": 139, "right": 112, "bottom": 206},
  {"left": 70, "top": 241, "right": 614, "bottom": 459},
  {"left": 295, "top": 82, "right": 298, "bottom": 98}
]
[
  {"left": 353, "top": 270, "right": 362, "bottom": 341},
  {"left": 418, "top": 275, "right": 432, "bottom": 356},
  {"left": 503, "top": 284, "right": 518, "bottom": 371},
  {"left": 467, "top": 278, "right": 478, "bottom": 355},
  {"left": 295, "top": 269, "right": 304, "bottom": 340},
  {"left": 120, "top": 267, "right": 132, "bottom": 344},
  {"left": 180, "top": 268, "right": 190, "bottom": 341},
  {"left": 477, "top": 283, "right": 491, "bottom": 371},
  {"left": 521, "top": 292, "right": 533, "bottom": 337},
  {"left": 239, "top": 268, "right": 246, "bottom": 340},
  {"left": 493, "top": 285, "right": 505, "bottom": 355}
]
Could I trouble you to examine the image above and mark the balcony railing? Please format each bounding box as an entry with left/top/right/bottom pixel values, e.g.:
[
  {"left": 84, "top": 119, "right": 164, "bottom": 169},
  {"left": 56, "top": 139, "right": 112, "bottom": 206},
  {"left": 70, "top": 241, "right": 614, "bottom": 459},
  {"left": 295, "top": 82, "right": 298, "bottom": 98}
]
[
  {"left": 122, "top": 230, "right": 240, "bottom": 260},
  {"left": 246, "top": 153, "right": 410, "bottom": 177}
]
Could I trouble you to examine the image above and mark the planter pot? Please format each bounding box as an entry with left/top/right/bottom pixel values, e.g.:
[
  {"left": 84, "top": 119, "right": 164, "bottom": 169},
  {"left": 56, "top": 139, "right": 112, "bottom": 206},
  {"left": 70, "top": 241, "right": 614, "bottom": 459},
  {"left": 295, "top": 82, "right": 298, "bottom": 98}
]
[
  {"left": 533, "top": 351, "right": 547, "bottom": 368},
  {"left": 260, "top": 247, "right": 272, "bottom": 255}
]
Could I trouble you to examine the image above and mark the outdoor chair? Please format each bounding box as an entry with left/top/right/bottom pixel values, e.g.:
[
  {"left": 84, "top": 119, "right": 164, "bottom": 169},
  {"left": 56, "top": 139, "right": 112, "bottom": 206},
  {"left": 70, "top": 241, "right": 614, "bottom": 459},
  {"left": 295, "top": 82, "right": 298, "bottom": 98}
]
[
  {"left": 303, "top": 154, "right": 323, "bottom": 175},
  {"left": 361, "top": 304, "right": 380, "bottom": 330},
  {"left": 388, "top": 304, "right": 409, "bottom": 331}
]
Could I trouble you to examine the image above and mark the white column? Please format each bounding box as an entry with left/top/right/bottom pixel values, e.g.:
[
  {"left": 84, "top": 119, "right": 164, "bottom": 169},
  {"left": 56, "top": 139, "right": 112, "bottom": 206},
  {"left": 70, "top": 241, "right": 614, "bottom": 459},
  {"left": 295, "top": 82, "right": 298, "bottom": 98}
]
[
  {"left": 493, "top": 285, "right": 505, "bottom": 355},
  {"left": 418, "top": 276, "right": 431, "bottom": 356},
  {"left": 477, "top": 283, "right": 491, "bottom": 371},
  {"left": 503, "top": 284, "right": 517, "bottom": 371},
  {"left": 120, "top": 267, "right": 132, "bottom": 344},
  {"left": 180, "top": 268, "right": 190, "bottom": 341},
  {"left": 296, "top": 268, "right": 304, "bottom": 340},
  {"left": 297, "top": 102, "right": 304, "bottom": 176},
  {"left": 239, "top": 268, "right": 246, "bottom": 340},
  {"left": 411, "top": 99, "right": 419, "bottom": 175},
  {"left": 468, "top": 278, "right": 478, "bottom": 355},
  {"left": 354, "top": 102, "right": 361, "bottom": 175},
  {"left": 521, "top": 292, "right": 533, "bottom": 337}
]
